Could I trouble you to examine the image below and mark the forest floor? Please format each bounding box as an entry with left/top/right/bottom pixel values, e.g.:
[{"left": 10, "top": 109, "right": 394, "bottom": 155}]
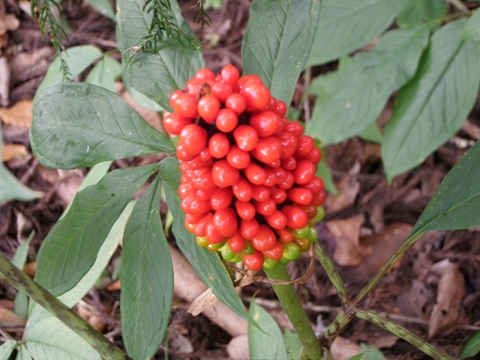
[{"left": 1, "top": 1, "right": 480, "bottom": 359}]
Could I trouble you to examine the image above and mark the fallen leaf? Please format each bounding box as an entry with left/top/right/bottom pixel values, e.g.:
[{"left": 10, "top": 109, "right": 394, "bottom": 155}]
[
  {"left": 2, "top": 143, "right": 28, "bottom": 162},
  {"left": 56, "top": 169, "right": 84, "bottom": 207},
  {"left": 187, "top": 288, "right": 218, "bottom": 316},
  {"left": 330, "top": 336, "right": 362, "bottom": 360},
  {"left": 428, "top": 261, "right": 466, "bottom": 338},
  {"left": 0, "top": 307, "right": 26, "bottom": 327},
  {"left": 324, "top": 162, "right": 361, "bottom": 213},
  {"left": 0, "top": 100, "right": 33, "bottom": 127},
  {"left": 0, "top": 14, "right": 19, "bottom": 36},
  {"left": 328, "top": 214, "right": 369, "bottom": 267},
  {"left": 106, "top": 279, "right": 121, "bottom": 291}
]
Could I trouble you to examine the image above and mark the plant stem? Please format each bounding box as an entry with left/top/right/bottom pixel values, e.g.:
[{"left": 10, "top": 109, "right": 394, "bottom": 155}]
[
  {"left": 321, "top": 309, "right": 355, "bottom": 347},
  {"left": 315, "top": 244, "right": 349, "bottom": 304},
  {"left": 355, "top": 310, "right": 452, "bottom": 360},
  {"left": 264, "top": 265, "right": 323, "bottom": 360},
  {"left": 0, "top": 252, "right": 128, "bottom": 360}
]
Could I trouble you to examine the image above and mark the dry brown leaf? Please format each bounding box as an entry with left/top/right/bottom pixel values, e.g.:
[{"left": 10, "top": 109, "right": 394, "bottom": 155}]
[
  {"left": 57, "top": 169, "right": 84, "bottom": 207},
  {"left": 428, "top": 261, "right": 466, "bottom": 338},
  {"left": 106, "top": 279, "right": 121, "bottom": 291},
  {"left": 328, "top": 214, "right": 369, "bottom": 267},
  {"left": 324, "top": 162, "right": 361, "bottom": 213},
  {"left": 37, "top": 165, "right": 59, "bottom": 184},
  {"left": 0, "top": 14, "right": 19, "bottom": 36},
  {"left": 0, "top": 99, "right": 33, "bottom": 127},
  {"left": 2, "top": 143, "right": 28, "bottom": 162},
  {"left": 187, "top": 288, "right": 218, "bottom": 316},
  {"left": 22, "top": 261, "right": 36, "bottom": 278},
  {"left": 0, "top": 307, "right": 26, "bottom": 327}
]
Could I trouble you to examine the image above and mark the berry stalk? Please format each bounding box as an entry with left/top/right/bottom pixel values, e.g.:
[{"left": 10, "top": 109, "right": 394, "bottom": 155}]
[{"left": 264, "top": 264, "right": 323, "bottom": 360}]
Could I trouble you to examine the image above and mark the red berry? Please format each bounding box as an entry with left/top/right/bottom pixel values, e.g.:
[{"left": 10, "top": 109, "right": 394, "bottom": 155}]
[
  {"left": 275, "top": 101, "right": 287, "bottom": 117},
  {"left": 250, "top": 137, "right": 282, "bottom": 164},
  {"left": 263, "top": 241, "right": 284, "bottom": 260},
  {"left": 221, "top": 64, "right": 240, "bottom": 87},
  {"left": 225, "top": 93, "right": 246, "bottom": 115},
  {"left": 284, "top": 122, "right": 304, "bottom": 138},
  {"left": 234, "top": 125, "right": 259, "bottom": 152},
  {"left": 232, "top": 177, "right": 253, "bottom": 201},
  {"left": 211, "top": 81, "right": 233, "bottom": 102},
  {"left": 179, "top": 124, "right": 208, "bottom": 157},
  {"left": 241, "top": 82, "right": 271, "bottom": 111},
  {"left": 195, "top": 68, "right": 215, "bottom": 82},
  {"left": 211, "top": 187, "right": 233, "bottom": 210},
  {"left": 287, "top": 188, "right": 313, "bottom": 205},
  {"left": 249, "top": 111, "right": 281, "bottom": 137},
  {"left": 251, "top": 225, "right": 276, "bottom": 251},
  {"left": 251, "top": 184, "right": 270, "bottom": 202},
  {"left": 293, "top": 160, "right": 316, "bottom": 185},
  {"left": 243, "top": 250, "right": 264, "bottom": 271},
  {"left": 170, "top": 93, "right": 198, "bottom": 118},
  {"left": 209, "top": 133, "right": 230, "bottom": 159},
  {"left": 228, "top": 230, "right": 245, "bottom": 253},
  {"left": 265, "top": 210, "right": 287, "bottom": 229},
  {"left": 226, "top": 145, "right": 251, "bottom": 169},
  {"left": 216, "top": 108, "right": 239, "bottom": 133},
  {"left": 212, "top": 160, "right": 240, "bottom": 187},
  {"left": 295, "top": 136, "right": 315, "bottom": 158},
  {"left": 163, "top": 113, "right": 193, "bottom": 135},
  {"left": 186, "top": 78, "right": 204, "bottom": 95},
  {"left": 276, "top": 132, "right": 298, "bottom": 159},
  {"left": 236, "top": 200, "right": 256, "bottom": 220},
  {"left": 282, "top": 205, "right": 308, "bottom": 229},
  {"left": 253, "top": 198, "right": 276, "bottom": 216},
  {"left": 244, "top": 163, "right": 267, "bottom": 185},
  {"left": 240, "top": 218, "right": 260, "bottom": 239},
  {"left": 198, "top": 95, "right": 220, "bottom": 123},
  {"left": 213, "top": 208, "right": 238, "bottom": 237}
]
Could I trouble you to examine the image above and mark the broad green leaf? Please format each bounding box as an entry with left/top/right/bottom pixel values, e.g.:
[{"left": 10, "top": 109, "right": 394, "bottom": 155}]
[
  {"left": 58, "top": 201, "right": 135, "bottom": 307},
  {"left": 358, "top": 123, "right": 383, "bottom": 144},
  {"left": 16, "top": 346, "right": 32, "bottom": 360},
  {"left": 359, "top": 344, "right": 385, "bottom": 360},
  {"left": 24, "top": 307, "right": 100, "bottom": 360},
  {"left": 283, "top": 329, "right": 302, "bottom": 360},
  {"left": 121, "top": 175, "right": 173, "bottom": 359},
  {"left": 315, "top": 150, "right": 337, "bottom": 195},
  {"left": 306, "top": 0, "right": 403, "bottom": 66},
  {"left": 382, "top": 19, "right": 480, "bottom": 181},
  {"left": 37, "top": 46, "right": 103, "bottom": 93},
  {"left": 87, "top": 0, "right": 116, "bottom": 21},
  {"left": 85, "top": 56, "right": 122, "bottom": 93},
  {"left": 0, "top": 340, "right": 18, "bottom": 360},
  {"left": 125, "top": 82, "right": 164, "bottom": 112},
  {"left": 35, "top": 164, "right": 158, "bottom": 296},
  {"left": 31, "top": 82, "right": 174, "bottom": 170},
  {"left": 249, "top": 300, "right": 287, "bottom": 360},
  {"left": 12, "top": 232, "right": 34, "bottom": 319},
  {"left": 460, "top": 331, "right": 480, "bottom": 359},
  {"left": 159, "top": 157, "right": 250, "bottom": 322},
  {"left": 396, "top": 0, "right": 446, "bottom": 28},
  {"left": 462, "top": 9, "right": 480, "bottom": 42},
  {"left": 117, "top": 0, "right": 203, "bottom": 111},
  {"left": 307, "top": 25, "right": 431, "bottom": 145},
  {"left": 411, "top": 140, "right": 480, "bottom": 236},
  {"left": 0, "top": 126, "right": 41, "bottom": 204},
  {"left": 242, "top": 0, "right": 321, "bottom": 104}
]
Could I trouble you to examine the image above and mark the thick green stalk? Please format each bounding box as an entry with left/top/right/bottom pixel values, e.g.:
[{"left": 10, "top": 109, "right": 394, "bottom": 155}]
[
  {"left": 355, "top": 310, "right": 451, "bottom": 360},
  {"left": 264, "top": 265, "right": 323, "bottom": 360},
  {"left": 0, "top": 252, "right": 128, "bottom": 360}
]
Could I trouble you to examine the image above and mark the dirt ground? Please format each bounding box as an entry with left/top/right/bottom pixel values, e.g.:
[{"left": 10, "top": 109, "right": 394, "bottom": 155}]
[{"left": 1, "top": 1, "right": 480, "bottom": 359}]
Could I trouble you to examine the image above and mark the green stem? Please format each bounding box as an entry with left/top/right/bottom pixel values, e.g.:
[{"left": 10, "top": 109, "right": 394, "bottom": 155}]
[
  {"left": 315, "top": 244, "right": 349, "bottom": 304},
  {"left": 264, "top": 265, "right": 323, "bottom": 360},
  {"left": 321, "top": 309, "right": 355, "bottom": 348},
  {"left": 0, "top": 252, "right": 128, "bottom": 360},
  {"left": 355, "top": 310, "right": 452, "bottom": 360}
]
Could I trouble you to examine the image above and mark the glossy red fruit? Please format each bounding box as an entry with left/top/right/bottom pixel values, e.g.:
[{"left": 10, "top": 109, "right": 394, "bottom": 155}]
[
  {"left": 191, "top": 169, "right": 216, "bottom": 191},
  {"left": 265, "top": 210, "right": 287, "bottom": 229},
  {"left": 276, "top": 228, "right": 294, "bottom": 242},
  {"left": 282, "top": 205, "right": 308, "bottom": 229},
  {"left": 243, "top": 250, "right": 264, "bottom": 271},
  {"left": 306, "top": 147, "right": 322, "bottom": 164},
  {"left": 216, "top": 108, "right": 238, "bottom": 133},
  {"left": 284, "top": 121, "right": 304, "bottom": 138},
  {"left": 236, "top": 200, "right": 256, "bottom": 220},
  {"left": 213, "top": 207, "right": 238, "bottom": 237},
  {"left": 179, "top": 183, "right": 196, "bottom": 199},
  {"left": 271, "top": 188, "right": 287, "bottom": 204},
  {"left": 228, "top": 230, "right": 245, "bottom": 253},
  {"left": 211, "top": 187, "right": 233, "bottom": 210},
  {"left": 281, "top": 157, "right": 297, "bottom": 171},
  {"left": 251, "top": 184, "right": 270, "bottom": 202},
  {"left": 253, "top": 199, "right": 276, "bottom": 216},
  {"left": 211, "top": 81, "right": 233, "bottom": 103},
  {"left": 170, "top": 92, "right": 198, "bottom": 118},
  {"left": 263, "top": 168, "right": 277, "bottom": 187},
  {"left": 295, "top": 135, "right": 315, "bottom": 158},
  {"left": 251, "top": 137, "right": 282, "bottom": 164},
  {"left": 234, "top": 125, "right": 259, "bottom": 152},
  {"left": 205, "top": 219, "right": 225, "bottom": 244},
  {"left": 275, "top": 100, "right": 287, "bottom": 117},
  {"left": 249, "top": 111, "right": 281, "bottom": 137},
  {"left": 163, "top": 113, "right": 193, "bottom": 135},
  {"left": 209, "top": 133, "right": 230, "bottom": 159},
  {"left": 241, "top": 82, "right": 271, "bottom": 111},
  {"left": 225, "top": 93, "right": 247, "bottom": 115},
  {"left": 237, "top": 75, "right": 262, "bottom": 90},
  {"left": 240, "top": 218, "right": 260, "bottom": 239},
  {"left": 304, "top": 176, "right": 325, "bottom": 193},
  {"left": 263, "top": 241, "right": 284, "bottom": 260},
  {"left": 212, "top": 160, "right": 240, "bottom": 187},
  {"left": 186, "top": 77, "right": 204, "bottom": 95},
  {"left": 194, "top": 213, "right": 214, "bottom": 237},
  {"left": 278, "top": 171, "right": 294, "bottom": 190},
  {"left": 293, "top": 160, "right": 316, "bottom": 185},
  {"left": 195, "top": 68, "right": 215, "bottom": 82},
  {"left": 276, "top": 132, "right": 298, "bottom": 159},
  {"left": 198, "top": 95, "right": 220, "bottom": 123},
  {"left": 179, "top": 124, "right": 208, "bottom": 156},
  {"left": 251, "top": 225, "right": 277, "bottom": 251},
  {"left": 221, "top": 64, "right": 240, "bottom": 87},
  {"left": 312, "top": 190, "right": 327, "bottom": 206},
  {"left": 232, "top": 177, "right": 253, "bottom": 201},
  {"left": 244, "top": 163, "right": 267, "bottom": 185},
  {"left": 287, "top": 188, "right": 313, "bottom": 205},
  {"left": 226, "top": 145, "right": 251, "bottom": 169}
]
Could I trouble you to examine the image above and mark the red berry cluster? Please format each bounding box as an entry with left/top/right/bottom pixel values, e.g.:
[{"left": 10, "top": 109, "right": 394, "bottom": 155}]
[{"left": 164, "top": 65, "right": 326, "bottom": 271}]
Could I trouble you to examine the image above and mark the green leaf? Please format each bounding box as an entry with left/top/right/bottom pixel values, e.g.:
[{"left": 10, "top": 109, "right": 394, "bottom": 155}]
[
  {"left": 58, "top": 201, "right": 135, "bottom": 307},
  {"left": 462, "top": 9, "right": 480, "bottom": 42},
  {"left": 382, "top": 19, "right": 480, "bottom": 181},
  {"left": 307, "top": 24, "right": 431, "bottom": 145},
  {"left": 24, "top": 307, "right": 100, "bottom": 360},
  {"left": 0, "top": 340, "right": 18, "bottom": 360},
  {"left": 85, "top": 56, "right": 122, "bottom": 93},
  {"left": 37, "top": 46, "right": 103, "bottom": 94},
  {"left": 117, "top": 0, "right": 203, "bottom": 111},
  {"left": 31, "top": 82, "right": 174, "bottom": 170},
  {"left": 396, "top": 0, "right": 446, "bottom": 28},
  {"left": 347, "top": 354, "right": 364, "bottom": 360},
  {"left": 125, "top": 82, "right": 164, "bottom": 112},
  {"left": 0, "top": 125, "right": 41, "bottom": 204},
  {"left": 249, "top": 300, "right": 287, "bottom": 360},
  {"left": 242, "top": 0, "right": 321, "bottom": 104},
  {"left": 87, "top": 0, "right": 116, "bottom": 21},
  {"left": 35, "top": 164, "right": 158, "bottom": 296},
  {"left": 121, "top": 175, "right": 173, "bottom": 359},
  {"left": 411, "top": 140, "right": 480, "bottom": 236},
  {"left": 283, "top": 329, "right": 302, "bottom": 360},
  {"left": 159, "top": 157, "right": 250, "bottom": 323},
  {"left": 359, "top": 344, "right": 385, "bottom": 360},
  {"left": 460, "top": 331, "right": 480, "bottom": 359},
  {"left": 358, "top": 123, "right": 383, "bottom": 144},
  {"left": 306, "top": 0, "right": 403, "bottom": 66},
  {"left": 11, "top": 232, "right": 34, "bottom": 270},
  {"left": 16, "top": 345, "right": 32, "bottom": 360}
]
